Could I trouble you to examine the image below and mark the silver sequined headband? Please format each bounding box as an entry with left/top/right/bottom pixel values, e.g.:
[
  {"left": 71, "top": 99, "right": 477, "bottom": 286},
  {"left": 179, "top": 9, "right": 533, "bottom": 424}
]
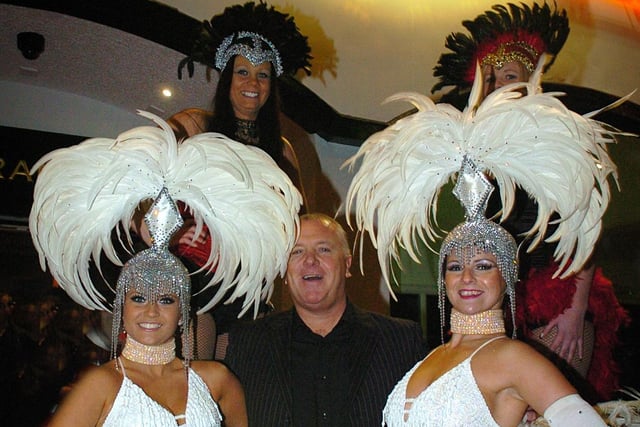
[{"left": 215, "top": 31, "right": 284, "bottom": 76}]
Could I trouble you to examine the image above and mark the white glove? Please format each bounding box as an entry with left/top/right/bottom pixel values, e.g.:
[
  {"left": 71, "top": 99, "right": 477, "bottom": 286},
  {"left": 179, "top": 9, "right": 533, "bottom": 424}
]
[{"left": 544, "top": 394, "right": 605, "bottom": 426}]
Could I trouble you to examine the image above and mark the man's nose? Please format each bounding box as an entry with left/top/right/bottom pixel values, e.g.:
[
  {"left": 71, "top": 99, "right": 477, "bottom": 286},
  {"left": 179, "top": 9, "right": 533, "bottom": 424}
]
[{"left": 303, "top": 252, "right": 319, "bottom": 265}]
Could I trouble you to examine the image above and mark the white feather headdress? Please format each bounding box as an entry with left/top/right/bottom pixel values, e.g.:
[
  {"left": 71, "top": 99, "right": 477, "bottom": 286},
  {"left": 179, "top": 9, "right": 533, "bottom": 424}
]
[
  {"left": 29, "top": 111, "right": 302, "bottom": 316},
  {"left": 344, "top": 61, "right": 626, "bottom": 290}
]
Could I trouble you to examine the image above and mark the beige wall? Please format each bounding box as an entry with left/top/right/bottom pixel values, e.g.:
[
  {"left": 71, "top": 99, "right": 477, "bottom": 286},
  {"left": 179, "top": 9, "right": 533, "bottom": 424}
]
[{"left": 159, "top": 0, "right": 640, "bottom": 123}]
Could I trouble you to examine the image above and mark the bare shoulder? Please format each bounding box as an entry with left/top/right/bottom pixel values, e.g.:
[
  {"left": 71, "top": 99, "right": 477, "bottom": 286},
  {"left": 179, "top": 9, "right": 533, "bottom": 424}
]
[
  {"left": 191, "top": 360, "right": 235, "bottom": 384},
  {"left": 190, "top": 360, "right": 241, "bottom": 401},
  {"left": 476, "top": 337, "right": 564, "bottom": 379},
  {"left": 71, "top": 361, "right": 123, "bottom": 397},
  {"left": 47, "top": 361, "right": 122, "bottom": 426},
  {"left": 482, "top": 337, "right": 541, "bottom": 360}
]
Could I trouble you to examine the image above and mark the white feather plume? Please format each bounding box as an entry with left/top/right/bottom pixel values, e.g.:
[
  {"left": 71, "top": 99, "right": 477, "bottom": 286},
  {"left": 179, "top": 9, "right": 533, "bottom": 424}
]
[
  {"left": 29, "top": 111, "right": 302, "bottom": 316},
  {"left": 344, "top": 71, "right": 623, "bottom": 289}
]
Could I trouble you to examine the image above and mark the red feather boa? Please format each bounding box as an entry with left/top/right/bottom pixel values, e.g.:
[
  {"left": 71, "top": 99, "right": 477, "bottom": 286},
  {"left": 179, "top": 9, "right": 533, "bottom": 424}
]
[{"left": 516, "top": 263, "right": 630, "bottom": 400}]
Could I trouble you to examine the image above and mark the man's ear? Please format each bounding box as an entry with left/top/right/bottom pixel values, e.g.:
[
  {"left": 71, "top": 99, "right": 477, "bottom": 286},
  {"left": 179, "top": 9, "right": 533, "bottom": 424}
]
[{"left": 345, "top": 255, "right": 353, "bottom": 278}]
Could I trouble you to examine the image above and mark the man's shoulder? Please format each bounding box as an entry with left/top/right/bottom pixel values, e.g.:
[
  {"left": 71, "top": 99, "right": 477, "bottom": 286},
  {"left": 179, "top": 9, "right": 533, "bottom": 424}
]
[
  {"left": 353, "top": 306, "right": 420, "bottom": 331},
  {"left": 350, "top": 307, "right": 427, "bottom": 371},
  {"left": 229, "top": 309, "right": 292, "bottom": 336}
]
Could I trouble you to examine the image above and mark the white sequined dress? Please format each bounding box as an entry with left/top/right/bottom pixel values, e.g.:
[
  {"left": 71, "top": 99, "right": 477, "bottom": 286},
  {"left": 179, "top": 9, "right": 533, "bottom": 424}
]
[
  {"left": 103, "top": 358, "right": 222, "bottom": 426},
  {"left": 382, "top": 336, "right": 505, "bottom": 426}
]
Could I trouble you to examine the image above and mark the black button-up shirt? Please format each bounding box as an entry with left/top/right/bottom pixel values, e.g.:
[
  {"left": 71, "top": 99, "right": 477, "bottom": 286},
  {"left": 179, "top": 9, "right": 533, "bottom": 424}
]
[{"left": 290, "top": 306, "right": 353, "bottom": 427}]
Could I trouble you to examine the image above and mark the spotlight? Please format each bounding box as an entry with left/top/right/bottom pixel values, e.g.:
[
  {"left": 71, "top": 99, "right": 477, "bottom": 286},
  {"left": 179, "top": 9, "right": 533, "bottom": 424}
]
[{"left": 17, "top": 32, "right": 45, "bottom": 60}]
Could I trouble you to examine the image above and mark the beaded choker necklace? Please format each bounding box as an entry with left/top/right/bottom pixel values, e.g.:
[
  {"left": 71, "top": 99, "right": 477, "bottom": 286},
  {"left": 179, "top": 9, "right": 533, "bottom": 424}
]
[
  {"left": 450, "top": 308, "right": 505, "bottom": 335},
  {"left": 121, "top": 336, "right": 176, "bottom": 365},
  {"left": 235, "top": 119, "right": 259, "bottom": 146}
]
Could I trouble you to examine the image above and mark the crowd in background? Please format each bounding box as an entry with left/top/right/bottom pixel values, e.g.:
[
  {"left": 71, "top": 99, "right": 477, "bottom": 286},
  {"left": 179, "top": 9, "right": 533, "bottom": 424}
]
[{"left": 0, "top": 289, "right": 109, "bottom": 425}]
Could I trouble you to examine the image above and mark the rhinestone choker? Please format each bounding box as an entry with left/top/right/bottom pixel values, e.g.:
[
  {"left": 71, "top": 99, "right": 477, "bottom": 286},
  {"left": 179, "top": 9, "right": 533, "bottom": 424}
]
[
  {"left": 121, "top": 336, "right": 176, "bottom": 365},
  {"left": 450, "top": 308, "right": 505, "bottom": 335}
]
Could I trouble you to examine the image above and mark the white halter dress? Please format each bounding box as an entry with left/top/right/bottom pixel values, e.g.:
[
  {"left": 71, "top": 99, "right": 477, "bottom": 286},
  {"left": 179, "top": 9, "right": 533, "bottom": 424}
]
[
  {"left": 103, "top": 358, "right": 223, "bottom": 427},
  {"left": 382, "top": 336, "right": 505, "bottom": 426}
]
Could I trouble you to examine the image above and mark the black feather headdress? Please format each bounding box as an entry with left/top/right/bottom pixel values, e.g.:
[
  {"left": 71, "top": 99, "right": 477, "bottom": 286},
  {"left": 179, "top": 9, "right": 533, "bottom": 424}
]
[{"left": 179, "top": 1, "right": 312, "bottom": 78}]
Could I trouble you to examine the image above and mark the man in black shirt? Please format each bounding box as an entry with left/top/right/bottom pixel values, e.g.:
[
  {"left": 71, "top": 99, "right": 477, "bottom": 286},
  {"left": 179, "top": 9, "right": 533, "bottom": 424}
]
[{"left": 224, "top": 213, "right": 427, "bottom": 426}]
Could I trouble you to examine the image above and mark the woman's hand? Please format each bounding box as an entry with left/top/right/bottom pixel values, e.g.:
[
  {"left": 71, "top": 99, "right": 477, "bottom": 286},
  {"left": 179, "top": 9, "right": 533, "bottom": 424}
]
[
  {"left": 541, "top": 306, "right": 585, "bottom": 362},
  {"left": 540, "top": 264, "right": 594, "bottom": 362}
]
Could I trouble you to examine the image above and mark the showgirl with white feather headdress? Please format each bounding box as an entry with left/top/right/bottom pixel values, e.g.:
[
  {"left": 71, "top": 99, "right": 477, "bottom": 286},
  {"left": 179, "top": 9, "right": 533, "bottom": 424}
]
[
  {"left": 29, "top": 111, "right": 302, "bottom": 361},
  {"left": 346, "top": 62, "right": 626, "bottom": 426},
  {"left": 345, "top": 59, "right": 621, "bottom": 293}
]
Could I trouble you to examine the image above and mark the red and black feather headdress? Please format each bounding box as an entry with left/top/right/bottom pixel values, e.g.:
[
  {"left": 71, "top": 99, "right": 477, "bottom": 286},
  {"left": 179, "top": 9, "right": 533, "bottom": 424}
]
[{"left": 432, "top": 2, "right": 569, "bottom": 94}]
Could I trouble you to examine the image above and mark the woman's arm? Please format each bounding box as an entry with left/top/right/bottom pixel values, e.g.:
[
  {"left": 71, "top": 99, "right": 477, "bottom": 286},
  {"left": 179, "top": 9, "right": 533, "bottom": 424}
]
[
  {"left": 508, "top": 341, "right": 601, "bottom": 422},
  {"left": 46, "top": 366, "right": 113, "bottom": 427},
  {"left": 196, "top": 362, "right": 248, "bottom": 427}
]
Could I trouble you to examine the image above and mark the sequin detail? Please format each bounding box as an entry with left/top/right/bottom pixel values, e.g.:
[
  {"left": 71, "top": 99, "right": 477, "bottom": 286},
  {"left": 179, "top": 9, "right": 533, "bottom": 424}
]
[
  {"left": 481, "top": 41, "right": 540, "bottom": 72},
  {"left": 450, "top": 309, "right": 505, "bottom": 335},
  {"left": 216, "top": 31, "right": 283, "bottom": 76},
  {"left": 103, "top": 364, "right": 222, "bottom": 427},
  {"left": 382, "top": 337, "right": 504, "bottom": 426}
]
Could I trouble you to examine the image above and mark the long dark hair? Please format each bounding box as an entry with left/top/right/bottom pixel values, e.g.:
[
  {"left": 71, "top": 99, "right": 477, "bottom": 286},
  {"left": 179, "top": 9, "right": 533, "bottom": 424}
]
[{"left": 208, "top": 57, "right": 283, "bottom": 163}]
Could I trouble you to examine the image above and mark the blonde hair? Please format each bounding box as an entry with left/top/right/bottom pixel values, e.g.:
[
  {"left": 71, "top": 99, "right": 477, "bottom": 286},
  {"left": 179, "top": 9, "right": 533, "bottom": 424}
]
[{"left": 300, "top": 213, "right": 351, "bottom": 256}]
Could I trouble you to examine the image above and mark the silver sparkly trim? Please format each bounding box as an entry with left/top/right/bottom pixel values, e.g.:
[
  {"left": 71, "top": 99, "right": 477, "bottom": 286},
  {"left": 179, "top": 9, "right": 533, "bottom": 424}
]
[
  {"left": 215, "top": 31, "right": 283, "bottom": 76},
  {"left": 145, "top": 187, "right": 183, "bottom": 249}
]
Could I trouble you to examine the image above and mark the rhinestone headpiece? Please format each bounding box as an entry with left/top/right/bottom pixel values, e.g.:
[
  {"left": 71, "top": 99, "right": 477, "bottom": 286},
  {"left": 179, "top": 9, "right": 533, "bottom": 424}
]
[
  {"left": 480, "top": 40, "right": 540, "bottom": 73},
  {"left": 438, "top": 157, "right": 518, "bottom": 340},
  {"left": 215, "top": 31, "right": 283, "bottom": 76},
  {"left": 111, "top": 188, "right": 191, "bottom": 361}
]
